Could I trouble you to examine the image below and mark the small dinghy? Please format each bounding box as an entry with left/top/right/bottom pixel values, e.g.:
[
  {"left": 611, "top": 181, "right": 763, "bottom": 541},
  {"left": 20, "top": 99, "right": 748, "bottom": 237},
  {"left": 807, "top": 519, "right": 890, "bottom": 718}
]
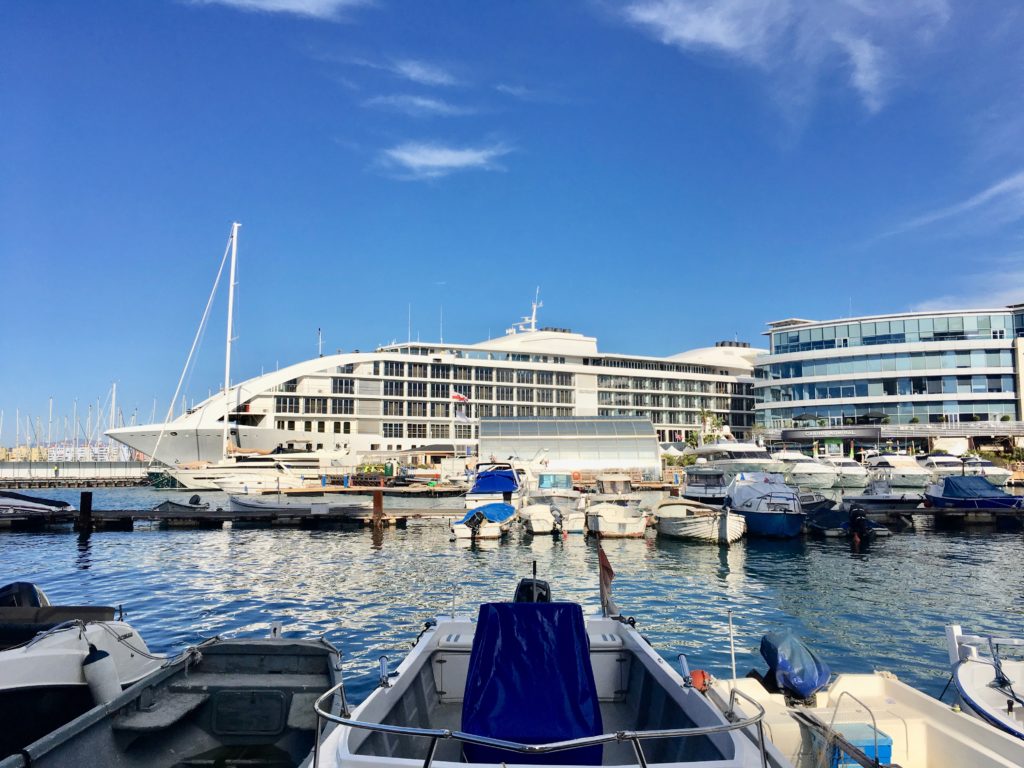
[
  {"left": 152, "top": 494, "right": 210, "bottom": 514},
  {"left": 1, "top": 633, "right": 341, "bottom": 768},
  {"left": 312, "top": 574, "right": 776, "bottom": 767},
  {"left": 520, "top": 503, "right": 557, "bottom": 535},
  {"left": 945, "top": 625, "right": 1024, "bottom": 740},
  {"left": 924, "top": 476, "right": 1024, "bottom": 510},
  {"left": 709, "top": 630, "right": 1024, "bottom": 767},
  {"left": 451, "top": 502, "right": 516, "bottom": 540},
  {"left": 724, "top": 473, "right": 805, "bottom": 538},
  {"left": 585, "top": 502, "right": 647, "bottom": 538},
  {"left": 806, "top": 507, "right": 890, "bottom": 539},
  {"left": 0, "top": 582, "right": 165, "bottom": 762},
  {"left": 653, "top": 498, "right": 744, "bottom": 544},
  {"left": 842, "top": 479, "right": 923, "bottom": 512}
]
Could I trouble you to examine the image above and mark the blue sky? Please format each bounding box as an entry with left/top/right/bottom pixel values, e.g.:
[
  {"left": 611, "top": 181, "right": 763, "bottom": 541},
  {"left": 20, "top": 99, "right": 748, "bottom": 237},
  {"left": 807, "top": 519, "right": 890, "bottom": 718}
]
[{"left": 2, "top": 0, "right": 1023, "bottom": 441}]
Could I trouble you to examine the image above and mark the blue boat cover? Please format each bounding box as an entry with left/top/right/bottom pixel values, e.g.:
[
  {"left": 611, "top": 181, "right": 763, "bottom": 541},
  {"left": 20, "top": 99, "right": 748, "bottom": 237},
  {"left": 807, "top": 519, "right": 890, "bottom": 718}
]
[
  {"left": 941, "top": 475, "right": 1009, "bottom": 499},
  {"left": 455, "top": 502, "right": 516, "bottom": 526},
  {"left": 462, "top": 602, "right": 603, "bottom": 765},
  {"left": 760, "top": 630, "right": 831, "bottom": 699},
  {"left": 470, "top": 469, "right": 519, "bottom": 495}
]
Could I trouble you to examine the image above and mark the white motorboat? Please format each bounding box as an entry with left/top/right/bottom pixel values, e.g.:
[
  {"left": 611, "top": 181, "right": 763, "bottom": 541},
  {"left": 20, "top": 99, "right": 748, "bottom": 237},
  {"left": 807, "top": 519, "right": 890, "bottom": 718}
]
[
  {"left": 945, "top": 625, "right": 1024, "bottom": 740},
  {"left": 843, "top": 479, "right": 923, "bottom": 513},
  {"left": 312, "top": 577, "right": 778, "bottom": 768},
  {"left": 520, "top": 503, "right": 557, "bottom": 535},
  {"left": 167, "top": 450, "right": 340, "bottom": 491},
  {"left": 588, "top": 473, "right": 643, "bottom": 505},
  {"left": 917, "top": 453, "right": 965, "bottom": 482},
  {"left": 451, "top": 502, "right": 517, "bottom": 540},
  {"left": 685, "top": 441, "right": 783, "bottom": 481},
  {"left": 212, "top": 472, "right": 314, "bottom": 494},
  {"left": 962, "top": 457, "right": 1013, "bottom": 487},
  {"left": 653, "top": 497, "right": 745, "bottom": 544},
  {"left": 865, "top": 454, "right": 932, "bottom": 488},
  {"left": 465, "top": 463, "right": 527, "bottom": 511},
  {"left": 818, "top": 456, "right": 869, "bottom": 488},
  {"left": 586, "top": 502, "right": 647, "bottom": 538},
  {"left": 0, "top": 582, "right": 165, "bottom": 761},
  {"left": 770, "top": 451, "right": 837, "bottom": 489},
  {"left": 554, "top": 500, "right": 587, "bottom": 534},
  {"left": 0, "top": 491, "right": 75, "bottom": 527},
  {"left": 530, "top": 471, "right": 582, "bottom": 511},
  {"left": 227, "top": 493, "right": 368, "bottom": 516},
  {"left": 682, "top": 462, "right": 729, "bottom": 504}
]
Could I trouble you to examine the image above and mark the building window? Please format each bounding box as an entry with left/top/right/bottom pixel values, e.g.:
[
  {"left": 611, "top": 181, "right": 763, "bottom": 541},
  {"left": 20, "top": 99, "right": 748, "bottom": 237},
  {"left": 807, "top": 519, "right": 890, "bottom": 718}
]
[
  {"left": 409, "top": 363, "right": 428, "bottom": 378},
  {"left": 556, "top": 390, "right": 574, "bottom": 404},
  {"left": 382, "top": 423, "right": 404, "bottom": 438},
  {"left": 496, "top": 386, "right": 513, "bottom": 401},
  {"left": 431, "top": 383, "right": 450, "bottom": 399},
  {"left": 497, "top": 404, "right": 514, "bottom": 417},
  {"left": 305, "top": 397, "right": 328, "bottom": 414},
  {"left": 556, "top": 407, "right": 573, "bottom": 416},
  {"left": 304, "top": 421, "right": 312, "bottom": 432},
  {"left": 475, "top": 367, "right": 494, "bottom": 381},
  {"left": 516, "top": 369, "right": 534, "bottom": 384},
  {"left": 431, "top": 364, "right": 450, "bottom": 379},
  {"left": 384, "top": 380, "right": 404, "bottom": 397},
  {"left": 276, "top": 420, "right": 285, "bottom": 429},
  {"left": 287, "top": 420, "right": 295, "bottom": 430},
  {"left": 384, "top": 361, "right": 404, "bottom": 376},
  {"left": 332, "top": 378, "right": 354, "bottom": 394},
  {"left": 455, "top": 424, "right": 473, "bottom": 439},
  {"left": 453, "top": 383, "right": 471, "bottom": 399},
  {"left": 556, "top": 372, "right": 574, "bottom": 386},
  {"left": 331, "top": 398, "right": 354, "bottom": 415},
  {"left": 317, "top": 421, "right": 325, "bottom": 432},
  {"left": 431, "top": 424, "right": 450, "bottom": 439},
  {"left": 408, "top": 424, "right": 427, "bottom": 439},
  {"left": 334, "top": 422, "right": 341, "bottom": 433},
  {"left": 431, "top": 402, "right": 449, "bottom": 418},
  {"left": 407, "top": 401, "right": 427, "bottom": 417},
  {"left": 454, "top": 365, "right": 472, "bottom": 380},
  {"left": 373, "top": 361, "right": 380, "bottom": 376},
  {"left": 496, "top": 369, "right": 514, "bottom": 383},
  {"left": 275, "top": 396, "right": 300, "bottom": 413},
  {"left": 477, "top": 403, "right": 493, "bottom": 417},
  {"left": 517, "top": 406, "right": 535, "bottom": 417},
  {"left": 344, "top": 421, "right": 351, "bottom": 434},
  {"left": 536, "top": 371, "right": 553, "bottom": 385},
  {"left": 383, "top": 401, "right": 404, "bottom": 416},
  {"left": 476, "top": 385, "right": 493, "bottom": 400},
  {"left": 517, "top": 388, "right": 534, "bottom": 402}
]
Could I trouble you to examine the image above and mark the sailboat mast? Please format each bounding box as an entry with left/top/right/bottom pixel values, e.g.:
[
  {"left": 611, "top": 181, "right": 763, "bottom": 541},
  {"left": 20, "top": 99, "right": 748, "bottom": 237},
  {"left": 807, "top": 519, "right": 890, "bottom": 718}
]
[{"left": 222, "top": 222, "right": 241, "bottom": 460}]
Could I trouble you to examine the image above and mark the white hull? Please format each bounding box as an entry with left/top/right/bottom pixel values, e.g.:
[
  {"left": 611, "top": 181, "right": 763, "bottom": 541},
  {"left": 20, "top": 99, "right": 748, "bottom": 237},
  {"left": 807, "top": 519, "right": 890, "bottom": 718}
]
[
  {"left": 558, "top": 510, "right": 587, "bottom": 534},
  {"left": 785, "top": 469, "right": 837, "bottom": 489},
  {"left": 946, "top": 625, "right": 1024, "bottom": 741},
  {"left": 831, "top": 468, "right": 869, "bottom": 488},
  {"left": 227, "top": 494, "right": 367, "bottom": 514},
  {"left": 465, "top": 491, "right": 525, "bottom": 511},
  {"left": 451, "top": 519, "right": 510, "bottom": 540},
  {"left": 965, "top": 467, "right": 1012, "bottom": 487},
  {"left": 655, "top": 502, "right": 745, "bottom": 544},
  {"left": 520, "top": 503, "right": 556, "bottom": 535},
  {"left": 586, "top": 503, "right": 647, "bottom": 538},
  {"left": 869, "top": 468, "right": 931, "bottom": 488}
]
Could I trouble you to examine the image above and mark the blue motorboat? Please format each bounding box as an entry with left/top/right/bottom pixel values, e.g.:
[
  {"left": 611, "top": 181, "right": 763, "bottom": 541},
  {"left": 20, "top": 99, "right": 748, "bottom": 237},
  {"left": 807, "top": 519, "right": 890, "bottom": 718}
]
[
  {"left": 466, "top": 462, "right": 525, "bottom": 509},
  {"left": 724, "top": 472, "right": 806, "bottom": 538},
  {"left": 924, "top": 476, "right": 1024, "bottom": 510}
]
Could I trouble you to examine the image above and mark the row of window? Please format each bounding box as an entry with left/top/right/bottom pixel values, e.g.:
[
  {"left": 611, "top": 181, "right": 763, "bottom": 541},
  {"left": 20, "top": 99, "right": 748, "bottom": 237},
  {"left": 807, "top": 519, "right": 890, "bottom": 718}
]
[
  {"left": 583, "top": 358, "right": 719, "bottom": 375},
  {"left": 370, "top": 361, "right": 574, "bottom": 386},
  {"left": 275, "top": 419, "right": 352, "bottom": 434},
  {"left": 598, "top": 392, "right": 743, "bottom": 408},
  {"left": 761, "top": 349, "right": 1014, "bottom": 380},
  {"left": 762, "top": 374, "right": 1016, "bottom": 403},
  {"left": 597, "top": 409, "right": 755, "bottom": 427},
  {"left": 759, "top": 400, "right": 1018, "bottom": 426},
  {"left": 597, "top": 375, "right": 749, "bottom": 394},
  {"left": 389, "top": 344, "right": 567, "bottom": 365},
  {"left": 275, "top": 396, "right": 355, "bottom": 415},
  {"left": 771, "top": 313, "right": 1022, "bottom": 354}
]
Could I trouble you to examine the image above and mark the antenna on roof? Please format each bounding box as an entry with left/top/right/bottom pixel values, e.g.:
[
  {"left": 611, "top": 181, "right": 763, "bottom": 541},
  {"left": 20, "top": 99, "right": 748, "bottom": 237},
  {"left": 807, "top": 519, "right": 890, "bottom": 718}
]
[{"left": 506, "top": 287, "right": 543, "bottom": 335}]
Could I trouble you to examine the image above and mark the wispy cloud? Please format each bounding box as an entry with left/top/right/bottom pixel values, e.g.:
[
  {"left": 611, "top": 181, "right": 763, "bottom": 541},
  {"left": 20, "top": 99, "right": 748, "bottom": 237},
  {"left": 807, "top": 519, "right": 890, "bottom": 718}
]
[
  {"left": 391, "top": 59, "right": 460, "bottom": 87},
  {"left": 910, "top": 259, "right": 1024, "bottom": 310},
  {"left": 363, "top": 94, "right": 473, "bottom": 117},
  {"left": 193, "top": 0, "right": 369, "bottom": 20},
  {"left": 379, "top": 141, "right": 512, "bottom": 180},
  {"left": 620, "top": 0, "right": 950, "bottom": 115},
  {"left": 890, "top": 170, "right": 1024, "bottom": 236}
]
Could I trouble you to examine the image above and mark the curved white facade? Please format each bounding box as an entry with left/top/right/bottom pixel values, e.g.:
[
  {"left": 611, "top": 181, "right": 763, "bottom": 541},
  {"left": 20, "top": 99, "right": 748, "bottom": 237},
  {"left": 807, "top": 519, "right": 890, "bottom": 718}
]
[
  {"left": 109, "top": 325, "right": 761, "bottom": 465},
  {"left": 755, "top": 306, "right": 1024, "bottom": 430}
]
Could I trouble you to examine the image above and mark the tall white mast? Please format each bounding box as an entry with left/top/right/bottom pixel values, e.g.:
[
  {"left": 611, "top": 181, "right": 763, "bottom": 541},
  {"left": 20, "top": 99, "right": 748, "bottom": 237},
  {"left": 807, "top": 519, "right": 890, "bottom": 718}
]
[
  {"left": 109, "top": 382, "right": 116, "bottom": 445},
  {"left": 47, "top": 397, "right": 53, "bottom": 445},
  {"left": 222, "top": 222, "right": 241, "bottom": 460}
]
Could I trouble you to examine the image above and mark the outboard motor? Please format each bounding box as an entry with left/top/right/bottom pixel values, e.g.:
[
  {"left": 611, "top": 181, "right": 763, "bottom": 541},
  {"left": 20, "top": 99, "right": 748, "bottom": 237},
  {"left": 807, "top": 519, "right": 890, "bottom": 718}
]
[
  {"left": 848, "top": 506, "right": 872, "bottom": 540},
  {"left": 188, "top": 494, "right": 202, "bottom": 506},
  {"left": 0, "top": 582, "right": 50, "bottom": 608},
  {"left": 513, "top": 562, "right": 552, "bottom": 603},
  {"left": 759, "top": 629, "right": 831, "bottom": 702}
]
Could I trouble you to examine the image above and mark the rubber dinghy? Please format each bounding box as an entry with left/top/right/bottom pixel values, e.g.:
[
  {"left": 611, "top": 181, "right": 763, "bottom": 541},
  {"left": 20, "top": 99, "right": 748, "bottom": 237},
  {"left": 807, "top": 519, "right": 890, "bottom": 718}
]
[{"left": 946, "top": 625, "right": 1024, "bottom": 740}]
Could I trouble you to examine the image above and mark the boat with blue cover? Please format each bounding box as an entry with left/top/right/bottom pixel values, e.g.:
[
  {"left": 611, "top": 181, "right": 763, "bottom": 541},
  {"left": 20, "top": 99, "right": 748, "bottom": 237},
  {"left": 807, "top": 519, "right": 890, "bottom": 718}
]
[
  {"left": 724, "top": 473, "right": 805, "bottom": 538},
  {"left": 451, "top": 502, "right": 517, "bottom": 540},
  {"left": 465, "top": 463, "right": 526, "bottom": 511},
  {"left": 924, "top": 476, "right": 1024, "bottom": 510},
  {"left": 312, "top": 576, "right": 782, "bottom": 767}
]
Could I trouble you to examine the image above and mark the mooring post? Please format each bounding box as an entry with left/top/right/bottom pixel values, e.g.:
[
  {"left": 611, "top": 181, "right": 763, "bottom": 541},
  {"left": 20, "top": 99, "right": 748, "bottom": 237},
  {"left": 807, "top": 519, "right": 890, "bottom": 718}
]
[
  {"left": 78, "top": 491, "right": 93, "bottom": 533},
  {"left": 373, "top": 489, "right": 384, "bottom": 516}
]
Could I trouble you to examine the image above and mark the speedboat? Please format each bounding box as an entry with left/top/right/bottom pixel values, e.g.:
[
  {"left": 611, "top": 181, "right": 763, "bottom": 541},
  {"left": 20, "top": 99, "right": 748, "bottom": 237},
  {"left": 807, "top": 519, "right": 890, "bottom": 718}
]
[
  {"left": 1, "top": 632, "right": 341, "bottom": 768},
  {"left": 588, "top": 474, "right": 643, "bottom": 506},
  {"left": 842, "top": 479, "right": 923, "bottom": 513},
  {"left": 723, "top": 473, "right": 804, "bottom": 538},
  {"left": 770, "top": 451, "right": 837, "bottom": 489},
  {"left": 924, "top": 476, "right": 1024, "bottom": 510},
  {"left": 0, "top": 582, "right": 165, "bottom": 762},
  {"left": 0, "top": 491, "right": 75, "bottom": 528},
  {"left": 684, "top": 441, "right": 783, "bottom": 482},
  {"left": 227, "top": 493, "right": 369, "bottom": 516},
  {"left": 917, "top": 453, "right": 965, "bottom": 482},
  {"left": 312, "top": 576, "right": 778, "bottom": 768},
  {"left": 681, "top": 462, "right": 729, "bottom": 504},
  {"left": 945, "top": 625, "right": 1024, "bottom": 741},
  {"left": 653, "top": 497, "right": 744, "bottom": 544},
  {"left": 465, "top": 462, "right": 526, "bottom": 511},
  {"left": 709, "top": 630, "right": 1024, "bottom": 767},
  {"left": 152, "top": 494, "right": 211, "bottom": 515},
  {"left": 586, "top": 502, "right": 647, "bottom": 538},
  {"left": 796, "top": 491, "right": 834, "bottom": 514},
  {"left": 554, "top": 502, "right": 587, "bottom": 534},
  {"left": 520, "top": 503, "right": 557, "bottom": 535},
  {"left": 865, "top": 454, "right": 931, "bottom": 489},
  {"left": 962, "top": 457, "right": 1013, "bottom": 487},
  {"left": 530, "top": 471, "right": 582, "bottom": 512},
  {"left": 451, "top": 502, "right": 517, "bottom": 540},
  {"left": 818, "top": 457, "right": 869, "bottom": 488}
]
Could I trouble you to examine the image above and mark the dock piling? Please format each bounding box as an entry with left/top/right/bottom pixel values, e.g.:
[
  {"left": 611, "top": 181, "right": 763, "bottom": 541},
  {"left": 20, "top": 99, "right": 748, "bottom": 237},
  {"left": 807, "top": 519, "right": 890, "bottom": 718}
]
[{"left": 77, "top": 491, "right": 93, "bottom": 533}]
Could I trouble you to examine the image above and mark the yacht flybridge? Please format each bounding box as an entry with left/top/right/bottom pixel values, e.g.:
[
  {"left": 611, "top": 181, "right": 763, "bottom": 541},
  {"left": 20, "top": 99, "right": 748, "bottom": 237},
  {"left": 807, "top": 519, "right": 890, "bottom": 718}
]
[{"left": 106, "top": 245, "right": 760, "bottom": 466}]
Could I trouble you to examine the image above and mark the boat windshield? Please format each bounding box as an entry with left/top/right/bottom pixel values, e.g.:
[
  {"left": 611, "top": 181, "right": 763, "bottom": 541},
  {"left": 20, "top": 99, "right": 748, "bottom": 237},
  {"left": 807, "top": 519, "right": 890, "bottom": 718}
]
[
  {"left": 833, "top": 459, "right": 859, "bottom": 467},
  {"left": 597, "top": 478, "right": 632, "bottom": 493},
  {"left": 538, "top": 474, "right": 573, "bottom": 490},
  {"left": 709, "top": 449, "right": 771, "bottom": 460}
]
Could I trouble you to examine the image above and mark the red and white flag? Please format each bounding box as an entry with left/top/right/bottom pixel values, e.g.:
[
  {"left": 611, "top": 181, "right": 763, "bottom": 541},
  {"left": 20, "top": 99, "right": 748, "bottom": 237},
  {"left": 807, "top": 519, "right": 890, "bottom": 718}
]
[
  {"left": 598, "top": 545, "right": 619, "bottom": 617},
  {"left": 451, "top": 392, "right": 469, "bottom": 402}
]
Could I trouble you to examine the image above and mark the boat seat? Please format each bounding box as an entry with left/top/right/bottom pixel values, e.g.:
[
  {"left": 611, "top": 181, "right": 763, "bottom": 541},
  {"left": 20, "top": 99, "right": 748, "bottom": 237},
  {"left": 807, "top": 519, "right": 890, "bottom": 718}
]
[
  {"left": 113, "top": 692, "right": 210, "bottom": 732},
  {"left": 169, "top": 673, "right": 329, "bottom": 693},
  {"left": 461, "top": 602, "right": 603, "bottom": 765}
]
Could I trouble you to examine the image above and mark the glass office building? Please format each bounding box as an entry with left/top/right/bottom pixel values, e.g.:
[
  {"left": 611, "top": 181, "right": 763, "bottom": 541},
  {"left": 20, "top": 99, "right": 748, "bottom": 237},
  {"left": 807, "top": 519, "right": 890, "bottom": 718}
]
[{"left": 755, "top": 305, "right": 1024, "bottom": 430}]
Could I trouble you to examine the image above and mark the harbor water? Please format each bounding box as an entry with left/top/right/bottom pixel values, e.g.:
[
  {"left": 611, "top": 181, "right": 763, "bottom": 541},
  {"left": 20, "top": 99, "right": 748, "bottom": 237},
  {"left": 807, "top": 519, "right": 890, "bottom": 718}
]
[{"left": 2, "top": 487, "right": 1023, "bottom": 706}]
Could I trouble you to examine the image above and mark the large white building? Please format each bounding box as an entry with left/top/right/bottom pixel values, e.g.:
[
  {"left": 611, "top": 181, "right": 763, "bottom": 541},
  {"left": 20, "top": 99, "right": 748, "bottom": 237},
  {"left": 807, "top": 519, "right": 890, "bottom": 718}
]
[
  {"left": 755, "top": 305, "right": 1024, "bottom": 443},
  {"left": 109, "top": 309, "right": 761, "bottom": 466}
]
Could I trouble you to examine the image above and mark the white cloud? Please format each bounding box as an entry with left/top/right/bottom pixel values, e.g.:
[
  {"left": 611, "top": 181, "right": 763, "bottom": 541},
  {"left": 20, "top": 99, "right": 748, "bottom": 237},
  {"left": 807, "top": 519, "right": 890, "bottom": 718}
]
[
  {"left": 363, "top": 94, "right": 473, "bottom": 117},
  {"left": 379, "top": 142, "right": 511, "bottom": 180},
  {"left": 392, "top": 59, "right": 459, "bottom": 87},
  {"left": 621, "top": 0, "right": 950, "bottom": 114},
  {"left": 910, "top": 263, "right": 1024, "bottom": 310},
  {"left": 193, "top": 0, "right": 368, "bottom": 19},
  {"left": 892, "top": 170, "right": 1024, "bottom": 235}
]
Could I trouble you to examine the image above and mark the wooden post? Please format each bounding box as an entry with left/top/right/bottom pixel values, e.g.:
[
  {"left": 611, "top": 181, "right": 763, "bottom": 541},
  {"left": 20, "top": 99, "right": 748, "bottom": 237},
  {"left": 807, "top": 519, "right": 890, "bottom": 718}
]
[
  {"left": 78, "top": 491, "right": 93, "bottom": 533},
  {"left": 372, "top": 490, "right": 385, "bottom": 529}
]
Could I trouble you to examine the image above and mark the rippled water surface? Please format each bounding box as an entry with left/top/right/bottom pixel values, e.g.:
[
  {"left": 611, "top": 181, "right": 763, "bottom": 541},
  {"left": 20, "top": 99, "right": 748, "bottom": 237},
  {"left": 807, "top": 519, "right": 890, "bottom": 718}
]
[{"left": 3, "top": 488, "right": 1023, "bottom": 704}]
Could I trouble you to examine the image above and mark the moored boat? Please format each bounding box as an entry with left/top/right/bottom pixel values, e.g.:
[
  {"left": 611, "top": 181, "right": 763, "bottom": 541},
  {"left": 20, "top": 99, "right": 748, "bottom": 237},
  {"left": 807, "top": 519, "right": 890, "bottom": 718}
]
[
  {"left": 724, "top": 473, "right": 805, "bottom": 538},
  {"left": 681, "top": 462, "right": 729, "bottom": 504},
  {"left": 520, "top": 503, "right": 557, "bottom": 535},
  {"left": 945, "top": 624, "right": 1024, "bottom": 741},
  {"left": 806, "top": 507, "right": 890, "bottom": 539},
  {"left": 451, "top": 502, "right": 517, "bottom": 540},
  {"left": 924, "top": 476, "right": 1024, "bottom": 510},
  {"left": 918, "top": 453, "right": 966, "bottom": 482},
  {"left": 465, "top": 462, "right": 526, "bottom": 511},
  {"left": 865, "top": 454, "right": 931, "bottom": 488},
  {"left": 585, "top": 502, "right": 647, "bottom": 538},
  {"left": 842, "top": 479, "right": 923, "bottom": 512},
  {"left": 962, "top": 456, "right": 1013, "bottom": 487},
  {"left": 771, "top": 451, "right": 837, "bottom": 489},
  {"left": 653, "top": 497, "right": 745, "bottom": 544},
  {"left": 530, "top": 471, "right": 582, "bottom": 511},
  {"left": 818, "top": 456, "right": 869, "bottom": 488}
]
